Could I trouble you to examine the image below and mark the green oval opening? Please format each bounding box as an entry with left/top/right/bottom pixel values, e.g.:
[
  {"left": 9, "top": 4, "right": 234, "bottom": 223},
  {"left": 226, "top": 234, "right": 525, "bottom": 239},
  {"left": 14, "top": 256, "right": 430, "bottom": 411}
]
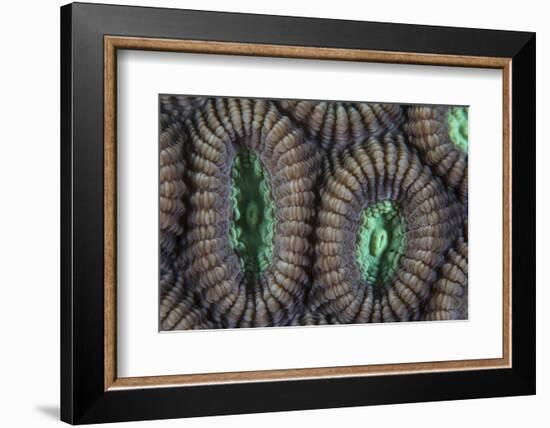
[
  {"left": 229, "top": 151, "right": 275, "bottom": 276},
  {"left": 356, "top": 200, "right": 406, "bottom": 286}
]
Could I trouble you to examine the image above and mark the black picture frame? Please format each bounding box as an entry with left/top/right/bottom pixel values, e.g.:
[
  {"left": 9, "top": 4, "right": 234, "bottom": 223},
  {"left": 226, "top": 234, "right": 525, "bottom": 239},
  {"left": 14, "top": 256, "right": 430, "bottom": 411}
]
[{"left": 61, "top": 2, "right": 535, "bottom": 424}]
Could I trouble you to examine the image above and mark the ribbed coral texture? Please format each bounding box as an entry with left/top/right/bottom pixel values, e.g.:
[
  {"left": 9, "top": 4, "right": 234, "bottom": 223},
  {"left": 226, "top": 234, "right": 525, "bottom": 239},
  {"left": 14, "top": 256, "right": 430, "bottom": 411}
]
[{"left": 159, "top": 96, "right": 469, "bottom": 330}]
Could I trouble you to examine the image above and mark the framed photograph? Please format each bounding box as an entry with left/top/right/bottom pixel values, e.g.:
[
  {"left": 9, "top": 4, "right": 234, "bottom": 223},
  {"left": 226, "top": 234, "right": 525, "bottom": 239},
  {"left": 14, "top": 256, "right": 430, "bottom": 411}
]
[{"left": 60, "top": 2, "right": 535, "bottom": 424}]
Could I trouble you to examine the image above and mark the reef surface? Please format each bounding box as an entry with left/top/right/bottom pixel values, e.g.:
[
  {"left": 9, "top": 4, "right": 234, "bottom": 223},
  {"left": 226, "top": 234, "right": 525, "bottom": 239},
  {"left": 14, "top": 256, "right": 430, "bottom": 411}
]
[{"left": 159, "top": 96, "right": 468, "bottom": 330}]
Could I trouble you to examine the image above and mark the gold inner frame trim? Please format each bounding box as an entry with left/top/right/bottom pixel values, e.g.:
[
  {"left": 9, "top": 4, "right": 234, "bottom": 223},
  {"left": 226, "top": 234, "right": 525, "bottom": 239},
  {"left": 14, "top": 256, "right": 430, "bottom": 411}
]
[{"left": 104, "top": 35, "right": 512, "bottom": 391}]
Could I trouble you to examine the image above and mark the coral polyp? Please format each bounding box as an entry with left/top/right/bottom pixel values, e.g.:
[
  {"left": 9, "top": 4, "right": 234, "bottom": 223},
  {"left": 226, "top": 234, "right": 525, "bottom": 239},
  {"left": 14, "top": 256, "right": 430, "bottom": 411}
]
[
  {"left": 159, "top": 95, "right": 468, "bottom": 330},
  {"left": 310, "top": 133, "right": 463, "bottom": 324}
]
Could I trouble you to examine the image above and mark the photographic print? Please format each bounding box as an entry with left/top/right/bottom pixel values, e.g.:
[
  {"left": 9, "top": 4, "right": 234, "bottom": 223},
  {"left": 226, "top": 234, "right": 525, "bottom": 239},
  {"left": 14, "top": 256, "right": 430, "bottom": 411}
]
[
  {"left": 159, "top": 95, "right": 468, "bottom": 331},
  {"left": 62, "top": 7, "right": 533, "bottom": 421}
]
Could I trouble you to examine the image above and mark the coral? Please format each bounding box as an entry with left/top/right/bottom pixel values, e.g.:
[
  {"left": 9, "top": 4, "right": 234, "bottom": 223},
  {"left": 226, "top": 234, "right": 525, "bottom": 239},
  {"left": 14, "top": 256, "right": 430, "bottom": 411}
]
[
  {"left": 159, "top": 95, "right": 469, "bottom": 330},
  {"left": 404, "top": 105, "right": 468, "bottom": 205},
  {"left": 160, "top": 97, "right": 322, "bottom": 328},
  {"left": 159, "top": 111, "right": 211, "bottom": 330},
  {"left": 423, "top": 234, "right": 468, "bottom": 321},
  {"left": 277, "top": 100, "right": 405, "bottom": 151},
  {"left": 310, "top": 132, "right": 464, "bottom": 323},
  {"left": 158, "top": 111, "right": 186, "bottom": 310}
]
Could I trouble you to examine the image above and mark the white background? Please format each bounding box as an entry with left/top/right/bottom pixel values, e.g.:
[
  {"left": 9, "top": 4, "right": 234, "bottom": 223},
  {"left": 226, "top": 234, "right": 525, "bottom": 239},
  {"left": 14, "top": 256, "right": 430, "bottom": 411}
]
[
  {"left": 0, "top": 0, "right": 546, "bottom": 427},
  {"left": 118, "top": 51, "right": 502, "bottom": 377}
]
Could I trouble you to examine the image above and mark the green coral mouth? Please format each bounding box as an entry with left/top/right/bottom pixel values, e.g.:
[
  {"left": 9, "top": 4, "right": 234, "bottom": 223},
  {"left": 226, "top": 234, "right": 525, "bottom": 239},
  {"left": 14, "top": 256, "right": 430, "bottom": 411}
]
[
  {"left": 229, "top": 151, "right": 276, "bottom": 276},
  {"left": 447, "top": 106, "right": 469, "bottom": 153},
  {"left": 356, "top": 200, "right": 406, "bottom": 286}
]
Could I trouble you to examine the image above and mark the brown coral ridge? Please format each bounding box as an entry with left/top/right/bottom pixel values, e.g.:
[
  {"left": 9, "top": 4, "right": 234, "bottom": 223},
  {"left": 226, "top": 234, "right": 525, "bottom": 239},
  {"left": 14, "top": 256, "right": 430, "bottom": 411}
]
[
  {"left": 277, "top": 100, "right": 405, "bottom": 151},
  {"left": 404, "top": 106, "right": 468, "bottom": 206},
  {"left": 159, "top": 110, "right": 214, "bottom": 330},
  {"left": 160, "top": 95, "right": 207, "bottom": 122},
  {"left": 423, "top": 221, "right": 468, "bottom": 321},
  {"left": 158, "top": 96, "right": 469, "bottom": 330}
]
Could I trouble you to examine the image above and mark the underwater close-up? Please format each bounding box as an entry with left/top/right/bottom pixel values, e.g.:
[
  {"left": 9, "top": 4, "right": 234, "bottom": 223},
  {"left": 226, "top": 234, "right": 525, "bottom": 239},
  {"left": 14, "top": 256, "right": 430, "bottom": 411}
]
[{"left": 159, "top": 95, "right": 469, "bottom": 330}]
